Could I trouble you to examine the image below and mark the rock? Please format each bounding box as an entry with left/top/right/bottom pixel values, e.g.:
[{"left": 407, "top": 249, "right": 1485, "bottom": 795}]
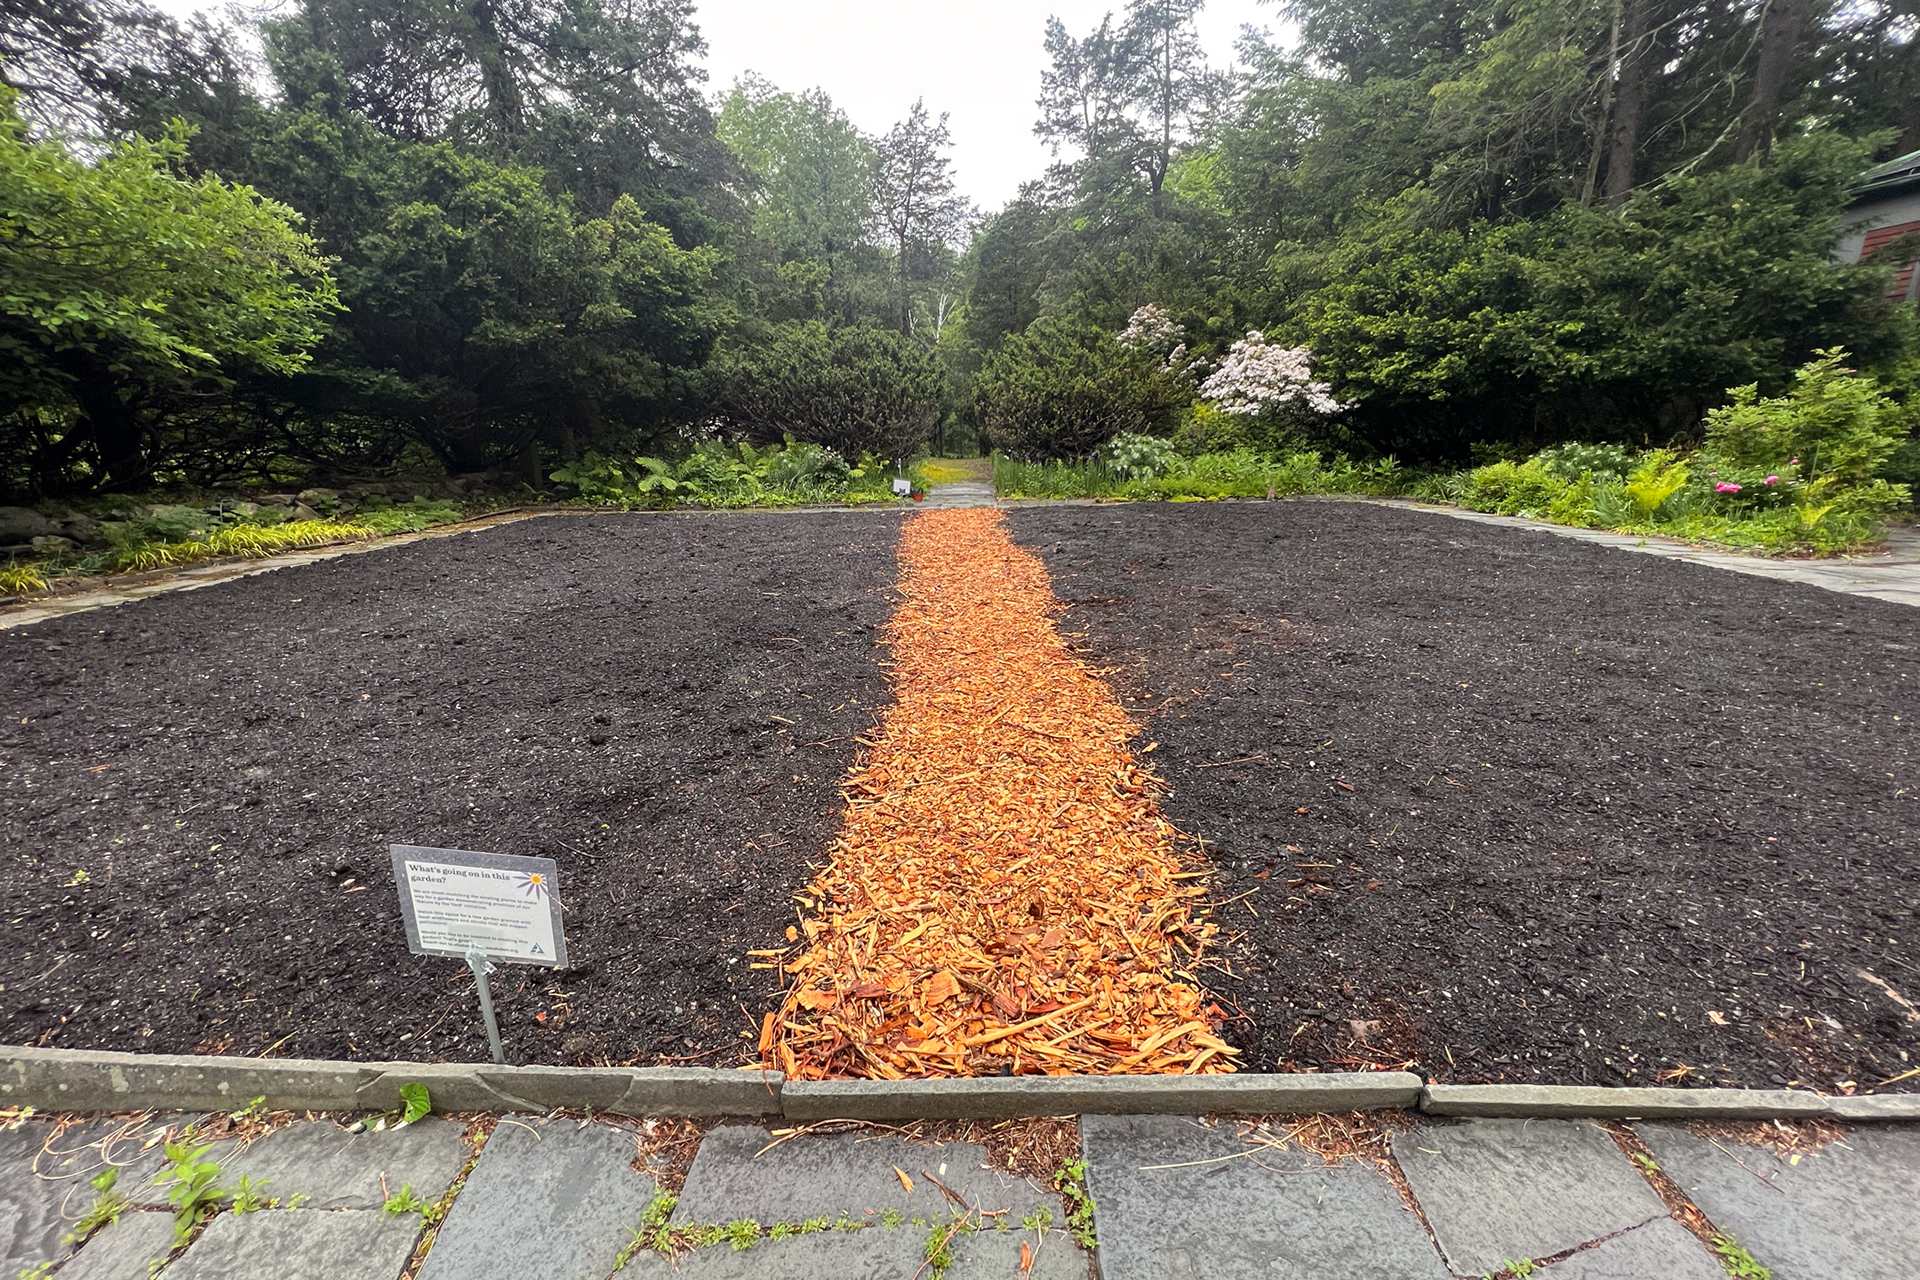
[
  {"left": 295, "top": 488, "right": 341, "bottom": 515},
  {"left": 287, "top": 503, "right": 322, "bottom": 523},
  {"left": 56, "top": 513, "right": 102, "bottom": 546},
  {"left": 256, "top": 494, "right": 297, "bottom": 507},
  {"left": 30, "top": 536, "right": 74, "bottom": 553},
  {"left": 0, "top": 507, "right": 59, "bottom": 543}
]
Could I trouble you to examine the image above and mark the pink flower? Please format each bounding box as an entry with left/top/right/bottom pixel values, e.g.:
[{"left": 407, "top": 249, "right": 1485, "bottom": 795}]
[
  {"left": 1764, "top": 475, "right": 1779, "bottom": 485},
  {"left": 1715, "top": 482, "right": 1742, "bottom": 493}
]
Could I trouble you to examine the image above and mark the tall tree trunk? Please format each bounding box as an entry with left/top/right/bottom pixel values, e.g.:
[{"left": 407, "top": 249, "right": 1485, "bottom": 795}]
[
  {"left": 465, "top": 0, "right": 525, "bottom": 137},
  {"left": 1581, "top": 0, "right": 1625, "bottom": 206},
  {"left": 1604, "top": 0, "right": 1652, "bottom": 209},
  {"left": 1896, "top": 36, "right": 1920, "bottom": 155},
  {"left": 54, "top": 349, "right": 145, "bottom": 490},
  {"left": 1735, "top": 0, "right": 1807, "bottom": 163}
]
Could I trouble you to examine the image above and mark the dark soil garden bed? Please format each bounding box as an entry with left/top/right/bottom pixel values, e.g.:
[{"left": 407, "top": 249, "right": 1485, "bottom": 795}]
[
  {"left": 1010, "top": 500, "right": 1920, "bottom": 1092},
  {"left": 1, "top": 511, "right": 902, "bottom": 1066}
]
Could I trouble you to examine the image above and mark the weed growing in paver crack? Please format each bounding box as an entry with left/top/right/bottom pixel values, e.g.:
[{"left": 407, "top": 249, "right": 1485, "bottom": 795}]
[
  {"left": 62, "top": 1167, "right": 128, "bottom": 1246},
  {"left": 613, "top": 1191, "right": 870, "bottom": 1269},
  {"left": 1710, "top": 1235, "right": 1772, "bottom": 1279},
  {"left": 880, "top": 1207, "right": 905, "bottom": 1230},
  {"left": 15, "top": 1263, "right": 55, "bottom": 1280},
  {"left": 228, "top": 1175, "right": 275, "bottom": 1213},
  {"left": 1484, "top": 1261, "right": 1539, "bottom": 1279},
  {"left": 383, "top": 1183, "right": 432, "bottom": 1218},
  {"left": 1053, "top": 1158, "right": 1098, "bottom": 1249},
  {"left": 151, "top": 1141, "right": 234, "bottom": 1245}
]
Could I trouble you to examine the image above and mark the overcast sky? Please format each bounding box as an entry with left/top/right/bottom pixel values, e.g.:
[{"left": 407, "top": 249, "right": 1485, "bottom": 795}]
[{"left": 146, "top": 0, "right": 1285, "bottom": 210}]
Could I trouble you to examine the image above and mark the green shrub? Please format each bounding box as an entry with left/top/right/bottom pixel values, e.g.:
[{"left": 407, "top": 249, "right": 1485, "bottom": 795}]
[
  {"left": 1458, "top": 459, "right": 1568, "bottom": 516},
  {"left": 717, "top": 323, "right": 945, "bottom": 462},
  {"left": 1705, "top": 350, "right": 1905, "bottom": 488},
  {"left": 1100, "top": 433, "right": 1181, "bottom": 481},
  {"left": 974, "top": 320, "right": 1191, "bottom": 458}
]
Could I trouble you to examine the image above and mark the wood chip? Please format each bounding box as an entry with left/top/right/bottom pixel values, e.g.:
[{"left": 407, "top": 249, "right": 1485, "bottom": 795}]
[{"left": 767, "top": 509, "right": 1235, "bottom": 1079}]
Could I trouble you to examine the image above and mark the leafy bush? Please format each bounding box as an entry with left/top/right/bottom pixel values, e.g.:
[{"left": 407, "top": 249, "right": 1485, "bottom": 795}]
[
  {"left": 1535, "top": 442, "right": 1636, "bottom": 480},
  {"left": 1100, "top": 433, "right": 1181, "bottom": 481},
  {"left": 1458, "top": 459, "right": 1569, "bottom": 516},
  {"left": 974, "top": 320, "right": 1191, "bottom": 458},
  {"left": 717, "top": 323, "right": 945, "bottom": 462},
  {"left": 1705, "top": 349, "right": 1910, "bottom": 492}
]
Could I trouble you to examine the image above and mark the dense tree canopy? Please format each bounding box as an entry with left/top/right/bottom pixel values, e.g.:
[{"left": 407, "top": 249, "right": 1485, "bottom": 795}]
[{"left": 1, "top": 0, "right": 1916, "bottom": 497}]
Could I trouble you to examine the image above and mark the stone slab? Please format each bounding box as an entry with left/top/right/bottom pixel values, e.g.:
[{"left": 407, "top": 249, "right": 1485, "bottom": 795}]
[
  {"left": 782, "top": 1071, "right": 1421, "bottom": 1120},
  {"left": 0, "top": 1114, "right": 199, "bottom": 1268},
  {"left": 223, "top": 1118, "right": 467, "bottom": 1209},
  {"left": 672, "top": 1125, "right": 1057, "bottom": 1225},
  {"left": 1393, "top": 1118, "right": 1665, "bottom": 1275},
  {"left": 1635, "top": 1122, "right": 1920, "bottom": 1280},
  {"left": 1538, "top": 1218, "right": 1726, "bottom": 1280},
  {"left": 163, "top": 1209, "right": 421, "bottom": 1280},
  {"left": 1079, "top": 1112, "right": 1449, "bottom": 1280},
  {"left": 0, "top": 1047, "right": 363, "bottom": 1113},
  {"left": 621, "top": 1225, "right": 1080, "bottom": 1279},
  {"left": 1421, "top": 1084, "right": 1829, "bottom": 1119},
  {"left": 1828, "top": 1094, "right": 1920, "bottom": 1120},
  {"left": 54, "top": 1211, "right": 180, "bottom": 1280},
  {"left": 414, "top": 1117, "right": 654, "bottom": 1280}
]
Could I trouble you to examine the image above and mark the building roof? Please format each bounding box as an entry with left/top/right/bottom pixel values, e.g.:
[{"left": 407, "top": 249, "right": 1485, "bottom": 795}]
[{"left": 1852, "top": 148, "right": 1920, "bottom": 204}]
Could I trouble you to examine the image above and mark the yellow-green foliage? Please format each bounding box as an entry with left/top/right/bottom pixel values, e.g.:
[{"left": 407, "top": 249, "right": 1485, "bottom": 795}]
[
  {"left": 917, "top": 459, "right": 978, "bottom": 485},
  {"left": 1624, "top": 452, "right": 1690, "bottom": 517},
  {"left": 107, "top": 520, "right": 374, "bottom": 573},
  {"left": 0, "top": 562, "right": 49, "bottom": 596}
]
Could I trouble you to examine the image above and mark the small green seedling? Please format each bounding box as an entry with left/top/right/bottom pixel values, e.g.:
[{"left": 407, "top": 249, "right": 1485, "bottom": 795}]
[
  {"left": 383, "top": 1182, "right": 431, "bottom": 1218},
  {"left": 1053, "top": 1157, "right": 1097, "bottom": 1250},
  {"left": 62, "top": 1167, "right": 128, "bottom": 1246},
  {"left": 1710, "top": 1235, "right": 1772, "bottom": 1279},
  {"left": 230, "top": 1174, "right": 275, "bottom": 1214},
  {"left": 151, "top": 1142, "right": 233, "bottom": 1245},
  {"left": 229, "top": 1096, "right": 269, "bottom": 1125}
]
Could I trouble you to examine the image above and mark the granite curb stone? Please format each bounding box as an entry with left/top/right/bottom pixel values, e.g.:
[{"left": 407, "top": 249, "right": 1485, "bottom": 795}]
[
  {"left": 781, "top": 1071, "right": 1422, "bottom": 1119},
  {"left": 1420, "top": 1083, "right": 1831, "bottom": 1119},
  {"left": 5, "top": 1046, "right": 1914, "bottom": 1120}
]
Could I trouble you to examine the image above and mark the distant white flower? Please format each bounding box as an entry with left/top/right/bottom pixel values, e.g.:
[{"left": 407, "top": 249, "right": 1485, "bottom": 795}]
[
  {"left": 1118, "top": 304, "right": 1185, "bottom": 357},
  {"left": 1198, "top": 331, "right": 1347, "bottom": 417}
]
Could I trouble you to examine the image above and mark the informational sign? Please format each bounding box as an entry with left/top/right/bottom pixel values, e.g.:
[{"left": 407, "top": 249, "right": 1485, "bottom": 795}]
[
  {"left": 389, "top": 844, "right": 568, "bottom": 968},
  {"left": 892, "top": 476, "right": 912, "bottom": 496}
]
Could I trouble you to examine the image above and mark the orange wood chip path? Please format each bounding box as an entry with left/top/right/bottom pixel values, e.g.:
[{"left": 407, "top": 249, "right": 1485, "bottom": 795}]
[{"left": 763, "top": 507, "right": 1236, "bottom": 1079}]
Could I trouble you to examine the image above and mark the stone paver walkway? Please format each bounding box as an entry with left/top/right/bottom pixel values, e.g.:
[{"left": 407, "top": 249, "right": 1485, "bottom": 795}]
[{"left": 5, "top": 1108, "right": 1915, "bottom": 1279}]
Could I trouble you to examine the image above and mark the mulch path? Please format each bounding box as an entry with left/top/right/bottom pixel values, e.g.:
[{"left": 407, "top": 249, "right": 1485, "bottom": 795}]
[
  {"left": 770, "top": 508, "right": 1232, "bottom": 1079},
  {"left": 1009, "top": 500, "right": 1920, "bottom": 1092},
  {"left": 0, "top": 512, "right": 901, "bottom": 1066}
]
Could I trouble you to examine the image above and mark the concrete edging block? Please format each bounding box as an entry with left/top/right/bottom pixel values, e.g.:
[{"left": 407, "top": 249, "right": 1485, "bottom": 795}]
[
  {"left": 1827, "top": 1095, "right": 1920, "bottom": 1120},
  {"left": 0, "top": 1046, "right": 362, "bottom": 1112},
  {"left": 782, "top": 1072, "right": 1423, "bottom": 1120},
  {"left": 1420, "top": 1084, "right": 1832, "bottom": 1119},
  {"left": 352, "top": 1064, "right": 785, "bottom": 1116}
]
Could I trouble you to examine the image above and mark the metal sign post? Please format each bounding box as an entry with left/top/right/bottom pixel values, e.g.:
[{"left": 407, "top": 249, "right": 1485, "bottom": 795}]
[{"left": 390, "top": 844, "right": 568, "bottom": 1065}]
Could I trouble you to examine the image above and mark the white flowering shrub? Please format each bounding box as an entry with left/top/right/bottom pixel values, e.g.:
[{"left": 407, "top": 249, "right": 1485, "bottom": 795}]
[
  {"left": 1117, "top": 304, "right": 1186, "bottom": 357},
  {"left": 1099, "top": 431, "right": 1181, "bottom": 480},
  {"left": 1198, "top": 331, "right": 1347, "bottom": 419}
]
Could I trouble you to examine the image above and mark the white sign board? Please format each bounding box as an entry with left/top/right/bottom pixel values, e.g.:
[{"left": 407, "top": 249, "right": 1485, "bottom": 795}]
[
  {"left": 891, "top": 476, "right": 912, "bottom": 496},
  {"left": 389, "top": 844, "right": 568, "bottom": 967}
]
